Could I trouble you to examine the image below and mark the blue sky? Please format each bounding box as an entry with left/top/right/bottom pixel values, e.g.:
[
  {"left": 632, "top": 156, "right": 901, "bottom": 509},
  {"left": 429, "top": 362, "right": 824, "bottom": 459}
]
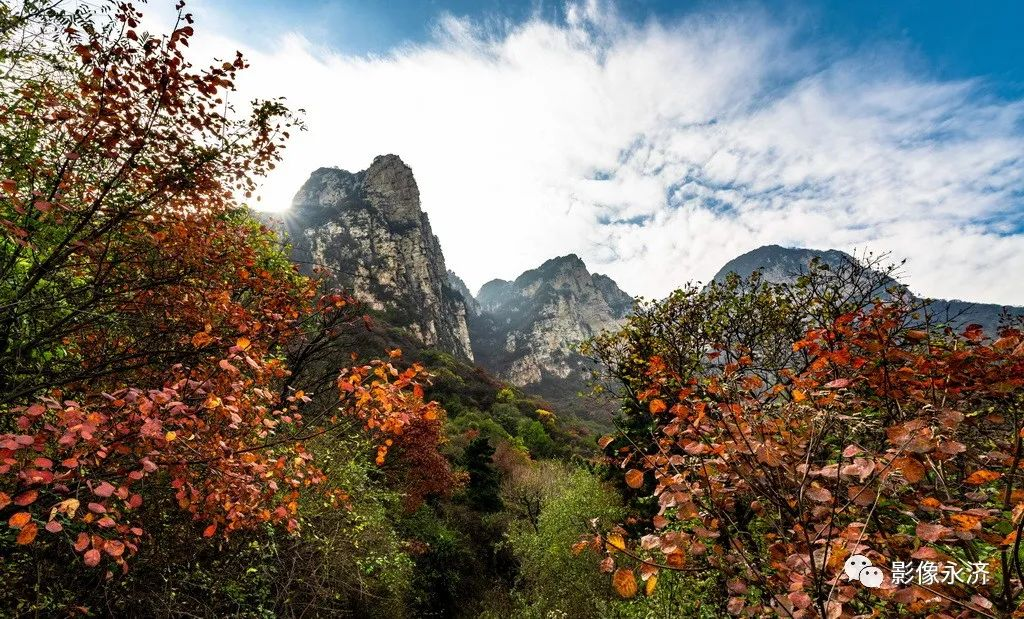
[
  {"left": 183, "top": 0, "right": 1024, "bottom": 304},
  {"left": 216, "top": 0, "right": 1024, "bottom": 98}
]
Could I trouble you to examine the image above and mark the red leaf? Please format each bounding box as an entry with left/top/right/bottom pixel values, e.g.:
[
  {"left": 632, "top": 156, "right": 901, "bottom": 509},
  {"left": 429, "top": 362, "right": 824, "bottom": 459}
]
[
  {"left": 93, "top": 481, "right": 115, "bottom": 498},
  {"left": 105, "top": 540, "right": 125, "bottom": 557},
  {"left": 12, "top": 489, "right": 36, "bottom": 506},
  {"left": 916, "top": 522, "right": 951, "bottom": 543},
  {"left": 83, "top": 548, "right": 101, "bottom": 567},
  {"left": 203, "top": 523, "right": 217, "bottom": 538}
]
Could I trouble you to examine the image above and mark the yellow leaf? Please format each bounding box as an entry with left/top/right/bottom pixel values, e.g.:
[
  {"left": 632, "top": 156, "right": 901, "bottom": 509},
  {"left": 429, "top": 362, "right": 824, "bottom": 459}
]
[
  {"left": 165, "top": 431, "right": 177, "bottom": 442},
  {"left": 236, "top": 337, "right": 251, "bottom": 350},
  {"left": 58, "top": 498, "right": 80, "bottom": 518},
  {"left": 792, "top": 389, "right": 807, "bottom": 402},
  {"left": 645, "top": 575, "right": 658, "bottom": 596},
  {"left": 606, "top": 533, "right": 626, "bottom": 553}
]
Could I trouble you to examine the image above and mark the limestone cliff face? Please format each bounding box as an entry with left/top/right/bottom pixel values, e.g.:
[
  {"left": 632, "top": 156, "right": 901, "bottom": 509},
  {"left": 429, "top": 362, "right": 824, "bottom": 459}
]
[
  {"left": 284, "top": 155, "right": 473, "bottom": 360},
  {"left": 470, "top": 255, "right": 633, "bottom": 388}
]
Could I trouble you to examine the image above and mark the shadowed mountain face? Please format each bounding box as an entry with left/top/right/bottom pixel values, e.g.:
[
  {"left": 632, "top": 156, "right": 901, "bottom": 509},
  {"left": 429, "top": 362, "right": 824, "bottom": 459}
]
[
  {"left": 714, "top": 245, "right": 1024, "bottom": 335},
  {"left": 467, "top": 254, "right": 632, "bottom": 386},
  {"left": 281, "top": 155, "right": 474, "bottom": 360},
  {"left": 460, "top": 255, "right": 632, "bottom": 421}
]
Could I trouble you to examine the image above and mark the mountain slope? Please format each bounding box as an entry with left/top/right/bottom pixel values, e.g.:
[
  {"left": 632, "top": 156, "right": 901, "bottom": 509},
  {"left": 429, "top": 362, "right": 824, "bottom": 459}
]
[{"left": 282, "top": 155, "right": 474, "bottom": 360}]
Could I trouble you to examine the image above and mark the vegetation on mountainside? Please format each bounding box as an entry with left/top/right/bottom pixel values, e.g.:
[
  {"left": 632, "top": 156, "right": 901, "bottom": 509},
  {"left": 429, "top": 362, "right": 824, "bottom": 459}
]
[{"left": 583, "top": 257, "right": 1024, "bottom": 618}]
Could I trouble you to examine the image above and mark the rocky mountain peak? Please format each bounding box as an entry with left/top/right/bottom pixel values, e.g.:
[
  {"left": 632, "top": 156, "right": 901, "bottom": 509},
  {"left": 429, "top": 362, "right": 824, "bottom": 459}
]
[
  {"left": 281, "top": 156, "right": 473, "bottom": 360},
  {"left": 362, "top": 154, "right": 422, "bottom": 228}
]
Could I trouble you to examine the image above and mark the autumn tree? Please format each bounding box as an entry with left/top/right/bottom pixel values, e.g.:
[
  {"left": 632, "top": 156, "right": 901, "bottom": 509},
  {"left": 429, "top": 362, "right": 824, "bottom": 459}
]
[
  {"left": 0, "top": 0, "right": 445, "bottom": 577},
  {"left": 584, "top": 257, "right": 1024, "bottom": 618}
]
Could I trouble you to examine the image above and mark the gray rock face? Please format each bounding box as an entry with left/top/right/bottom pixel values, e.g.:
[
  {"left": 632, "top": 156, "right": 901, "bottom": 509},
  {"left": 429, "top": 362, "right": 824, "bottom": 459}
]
[
  {"left": 283, "top": 155, "right": 474, "bottom": 360},
  {"left": 469, "top": 254, "right": 633, "bottom": 388},
  {"left": 447, "top": 270, "right": 481, "bottom": 318},
  {"left": 714, "top": 245, "right": 1024, "bottom": 336}
]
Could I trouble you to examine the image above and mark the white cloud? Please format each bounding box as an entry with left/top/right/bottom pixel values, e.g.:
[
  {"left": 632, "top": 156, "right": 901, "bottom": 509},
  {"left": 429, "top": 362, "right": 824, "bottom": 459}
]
[{"left": 174, "top": 1, "right": 1024, "bottom": 304}]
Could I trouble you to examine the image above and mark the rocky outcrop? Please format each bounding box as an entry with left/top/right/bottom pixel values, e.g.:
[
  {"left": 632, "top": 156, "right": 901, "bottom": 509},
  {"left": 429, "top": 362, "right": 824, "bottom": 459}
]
[
  {"left": 283, "top": 155, "right": 474, "bottom": 360},
  {"left": 714, "top": 245, "right": 1024, "bottom": 335},
  {"left": 469, "top": 254, "right": 633, "bottom": 388}
]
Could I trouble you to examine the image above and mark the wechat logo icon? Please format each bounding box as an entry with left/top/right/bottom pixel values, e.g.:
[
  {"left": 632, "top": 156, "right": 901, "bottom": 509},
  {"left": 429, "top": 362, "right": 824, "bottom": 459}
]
[{"left": 844, "top": 554, "right": 883, "bottom": 588}]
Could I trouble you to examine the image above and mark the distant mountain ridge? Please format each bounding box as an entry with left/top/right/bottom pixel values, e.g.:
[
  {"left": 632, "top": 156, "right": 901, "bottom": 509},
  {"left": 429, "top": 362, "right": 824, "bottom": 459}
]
[{"left": 714, "top": 245, "right": 1024, "bottom": 335}]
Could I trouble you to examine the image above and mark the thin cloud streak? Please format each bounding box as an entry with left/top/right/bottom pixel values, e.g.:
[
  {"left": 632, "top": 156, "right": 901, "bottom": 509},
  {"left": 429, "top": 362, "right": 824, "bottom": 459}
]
[{"left": 180, "top": 1, "right": 1024, "bottom": 304}]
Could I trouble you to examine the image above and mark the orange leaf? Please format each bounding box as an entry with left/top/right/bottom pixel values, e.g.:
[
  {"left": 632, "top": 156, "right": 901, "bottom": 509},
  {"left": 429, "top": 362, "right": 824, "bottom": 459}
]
[
  {"left": 191, "top": 331, "right": 212, "bottom": 347},
  {"left": 649, "top": 399, "right": 667, "bottom": 414},
  {"left": 625, "top": 469, "right": 644, "bottom": 489},
  {"left": 965, "top": 470, "right": 1001, "bottom": 485},
  {"left": 16, "top": 522, "right": 37, "bottom": 545},
  {"left": 613, "top": 568, "right": 638, "bottom": 598},
  {"left": 892, "top": 457, "right": 926, "bottom": 483},
  {"left": 203, "top": 523, "right": 217, "bottom": 538},
  {"left": 235, "top": 337, "right": 251, "bottom": 350},
  {"left": 950, "top": 513, "right": 982, "bottom": 531},
  {"left": 792, "top": 389, "right": 807, "bottom": 402},
  {"left": 597, "top": 435, "right": 614, "bottom": 449},
  {"left": 8, "top": 511, "right": 31, "bottom": 529}
]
